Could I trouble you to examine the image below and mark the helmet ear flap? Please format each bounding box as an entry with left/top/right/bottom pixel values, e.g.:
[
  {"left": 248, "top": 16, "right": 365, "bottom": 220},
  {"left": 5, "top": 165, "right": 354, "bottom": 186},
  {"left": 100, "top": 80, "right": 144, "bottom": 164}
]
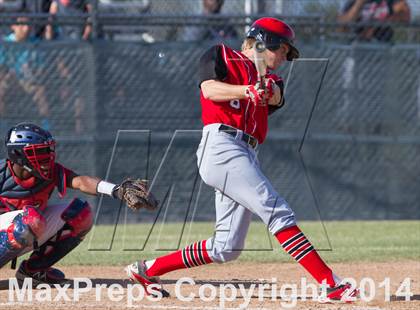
[
  {"left": 256, "top": 30, "right": 265, "bottom": 42},
  {"left": 5, "top": 128, "right": 12, "bottom": 147},
  {"left": 9, "top": 149, "right": 24, "bottom": 166}
]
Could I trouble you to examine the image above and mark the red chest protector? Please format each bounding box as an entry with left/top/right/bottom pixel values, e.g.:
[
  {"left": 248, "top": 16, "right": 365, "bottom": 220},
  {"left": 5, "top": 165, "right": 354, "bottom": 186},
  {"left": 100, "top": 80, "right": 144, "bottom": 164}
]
[{"left": 0, "top": 159, "right": 69, "bottom": 213}]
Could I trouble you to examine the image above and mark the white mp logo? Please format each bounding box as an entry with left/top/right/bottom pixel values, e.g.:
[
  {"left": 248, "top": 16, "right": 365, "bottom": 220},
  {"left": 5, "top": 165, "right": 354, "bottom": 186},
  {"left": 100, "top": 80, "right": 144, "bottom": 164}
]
[
  {"left": 6, "top": 276, "right": 414, "bottom": 306},
  {"left": 230, "top": 99, "right": 240, "bottom": 109}
]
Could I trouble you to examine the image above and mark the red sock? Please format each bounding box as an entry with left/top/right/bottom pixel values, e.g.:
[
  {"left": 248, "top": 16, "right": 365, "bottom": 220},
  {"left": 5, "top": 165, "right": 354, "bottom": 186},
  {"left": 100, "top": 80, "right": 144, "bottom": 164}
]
[
  {"left": 145, "top": 240, "right": 213, "bottom": 277},
  {"left": 275, "top": 225, "right": 336, "bottom": 287}
]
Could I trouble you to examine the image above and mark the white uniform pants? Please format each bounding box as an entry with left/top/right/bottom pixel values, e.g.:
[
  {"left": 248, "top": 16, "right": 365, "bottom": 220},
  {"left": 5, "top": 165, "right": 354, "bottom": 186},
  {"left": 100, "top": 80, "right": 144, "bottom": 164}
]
[{"left": 196, "top": 123, "right": 296, "bottom": 263}]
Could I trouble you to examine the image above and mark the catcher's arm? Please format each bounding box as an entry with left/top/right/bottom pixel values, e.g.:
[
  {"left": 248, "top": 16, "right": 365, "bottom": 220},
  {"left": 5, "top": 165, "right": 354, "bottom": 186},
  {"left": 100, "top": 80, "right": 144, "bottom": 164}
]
[
  {"left": 69, "top": 175, "right": 158, "bottom": 211},
  {"left": 70, "top": 175, "right": 100, "bottom": 195}
]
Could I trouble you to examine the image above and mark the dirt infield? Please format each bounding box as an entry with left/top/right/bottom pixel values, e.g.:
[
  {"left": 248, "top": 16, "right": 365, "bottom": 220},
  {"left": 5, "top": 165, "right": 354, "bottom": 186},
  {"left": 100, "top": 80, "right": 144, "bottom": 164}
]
[{"left": 1, "top": 261, "right": 419, "bottom": 309}]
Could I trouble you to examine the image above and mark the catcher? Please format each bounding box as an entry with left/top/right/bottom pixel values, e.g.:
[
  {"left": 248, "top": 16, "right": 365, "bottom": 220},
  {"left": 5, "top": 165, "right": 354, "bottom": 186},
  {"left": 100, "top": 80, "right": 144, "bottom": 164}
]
[{"left": 0, "top": 122, "right": 157, "bottom": 285}]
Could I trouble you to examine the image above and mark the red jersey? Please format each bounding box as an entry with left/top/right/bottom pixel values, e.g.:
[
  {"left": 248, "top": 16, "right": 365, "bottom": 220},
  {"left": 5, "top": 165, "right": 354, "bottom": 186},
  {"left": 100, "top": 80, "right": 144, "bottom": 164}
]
[
  {"left": 199, "top": 44, "right": 284, "bottom": 144},
  {"left": 0, "top": 159, "right": 73, "bottom": 213}
]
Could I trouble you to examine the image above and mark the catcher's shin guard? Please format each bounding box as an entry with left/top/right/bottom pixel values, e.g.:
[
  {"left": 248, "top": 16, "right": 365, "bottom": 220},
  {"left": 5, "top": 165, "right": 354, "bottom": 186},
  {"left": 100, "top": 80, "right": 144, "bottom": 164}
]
[
  {"left": 0, "top": 231, "right": 22, "bottom": 269},
  {"left": 0, "top": 207, "right": 46, "bottom": 268},
  {"left": 25, "top": 198, "right": 93, "bottom": 271}
]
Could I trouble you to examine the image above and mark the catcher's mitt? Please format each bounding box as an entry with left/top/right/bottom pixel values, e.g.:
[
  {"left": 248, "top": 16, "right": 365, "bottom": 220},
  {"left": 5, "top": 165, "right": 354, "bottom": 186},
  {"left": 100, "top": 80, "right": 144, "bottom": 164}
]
[{"left": 113, "top": 178, "right": 158, "bottom": 211}]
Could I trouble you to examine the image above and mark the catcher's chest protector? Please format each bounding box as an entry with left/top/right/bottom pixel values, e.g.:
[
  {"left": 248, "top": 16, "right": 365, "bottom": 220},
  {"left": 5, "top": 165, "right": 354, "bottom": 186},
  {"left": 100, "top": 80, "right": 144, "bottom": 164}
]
[{"left": 0, "top": 159, "right": 66, "bottom": 212}]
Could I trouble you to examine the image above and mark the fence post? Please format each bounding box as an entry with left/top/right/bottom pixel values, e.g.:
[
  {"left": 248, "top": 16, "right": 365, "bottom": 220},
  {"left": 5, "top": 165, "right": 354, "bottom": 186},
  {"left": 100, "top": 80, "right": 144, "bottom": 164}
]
[{"left": 91, "top": 0, "right": 99, "bottom": 40}]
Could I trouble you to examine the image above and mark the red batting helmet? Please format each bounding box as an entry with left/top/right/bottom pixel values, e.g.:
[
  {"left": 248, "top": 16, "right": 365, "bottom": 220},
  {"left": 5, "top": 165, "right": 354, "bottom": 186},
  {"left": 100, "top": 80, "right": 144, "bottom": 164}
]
[{"left": 246, "top": 17, "right": 299, "bottom": 61}]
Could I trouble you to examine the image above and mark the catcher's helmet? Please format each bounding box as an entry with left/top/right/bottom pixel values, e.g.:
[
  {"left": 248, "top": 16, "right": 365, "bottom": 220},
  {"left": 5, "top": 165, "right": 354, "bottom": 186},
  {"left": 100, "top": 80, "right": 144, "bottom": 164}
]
[
  {"left": 5, "top": 122, "right": 56, "bottom": 180},
  {"left": 246, "top": 17, "right": 299, "bottom": 61}
]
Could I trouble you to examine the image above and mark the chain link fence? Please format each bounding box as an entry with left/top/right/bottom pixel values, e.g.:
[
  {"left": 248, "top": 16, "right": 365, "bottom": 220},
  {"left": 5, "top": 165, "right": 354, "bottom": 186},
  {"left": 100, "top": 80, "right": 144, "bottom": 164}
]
[
  {"left": 2, "top": 0, "right": 420, "bottom": 17},
  {"left": 1, "top": 0, "right": 420, "bottom": 42},
  {"left": 0, "top": 36, "right": 419, "bottom": 221}
]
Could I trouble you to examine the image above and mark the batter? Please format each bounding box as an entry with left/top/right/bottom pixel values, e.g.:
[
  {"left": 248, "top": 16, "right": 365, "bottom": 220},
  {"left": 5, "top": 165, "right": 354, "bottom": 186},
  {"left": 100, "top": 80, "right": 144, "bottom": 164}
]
[{"left": 126, "top": 17, "right": 358, "bottom": 302}]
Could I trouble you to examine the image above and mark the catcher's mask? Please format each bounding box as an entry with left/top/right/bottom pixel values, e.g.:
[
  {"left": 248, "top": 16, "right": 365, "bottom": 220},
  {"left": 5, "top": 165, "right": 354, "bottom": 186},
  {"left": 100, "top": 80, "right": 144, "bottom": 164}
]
[
  {"left": 246, "top": 17, "right": 299, "bottom": 61},
  {"left": 5, "top": 122, "right": 56, "bottom": 180}
]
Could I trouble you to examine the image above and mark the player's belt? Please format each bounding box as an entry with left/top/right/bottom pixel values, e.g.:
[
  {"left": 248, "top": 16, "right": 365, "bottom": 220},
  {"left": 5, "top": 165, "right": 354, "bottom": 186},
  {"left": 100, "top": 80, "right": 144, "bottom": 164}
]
[{"left": 218, "top": 124, "right": 258, "bottom": 149}]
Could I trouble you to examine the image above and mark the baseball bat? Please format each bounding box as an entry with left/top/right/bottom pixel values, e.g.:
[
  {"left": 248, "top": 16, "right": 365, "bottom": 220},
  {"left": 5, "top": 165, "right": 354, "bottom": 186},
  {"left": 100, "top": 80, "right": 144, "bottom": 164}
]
[{"left": 253, "top": 40, "right": 267, "bottom": 89}]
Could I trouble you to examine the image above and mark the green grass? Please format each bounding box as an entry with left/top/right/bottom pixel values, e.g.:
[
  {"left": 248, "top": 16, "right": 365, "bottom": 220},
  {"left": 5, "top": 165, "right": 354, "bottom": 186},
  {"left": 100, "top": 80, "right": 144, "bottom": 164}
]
[{"left": 49, "top": 221, "right": 419, "bottom": 266}]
